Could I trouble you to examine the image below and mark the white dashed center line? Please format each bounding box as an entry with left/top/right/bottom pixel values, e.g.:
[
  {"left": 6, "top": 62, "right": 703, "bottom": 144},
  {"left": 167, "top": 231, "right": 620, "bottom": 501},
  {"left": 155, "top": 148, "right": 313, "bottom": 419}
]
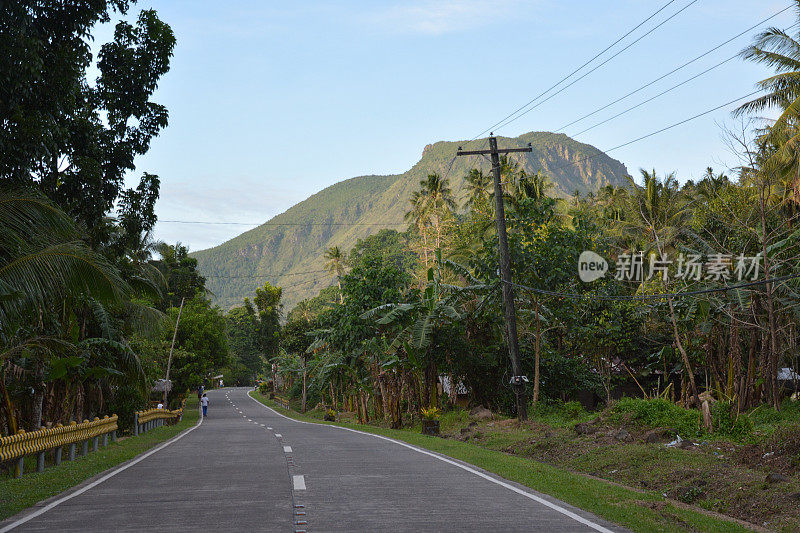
[
  {"left": 275, "top": 434, "right": 282, "bottom": 438},
  {"left": 283, "top": 446, "right": 292, "bottom": 453},
  {"left": 293, "top": 475, "right": 306, "bottom": 490}
]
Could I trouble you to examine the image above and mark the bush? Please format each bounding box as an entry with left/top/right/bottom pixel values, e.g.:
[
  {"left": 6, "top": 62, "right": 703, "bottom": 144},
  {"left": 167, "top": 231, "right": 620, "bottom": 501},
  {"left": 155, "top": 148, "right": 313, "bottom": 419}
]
[
  {"left": 748, "top": 399, "right": 800, "bottom": 428},
  {"left": 712, "top": 402, "right": 752, "bottom": 439},
  {"left": 258, "top": 382, "right": 270, "bottom": 395},
  {"left": 529, "top": 399, "right": 593, "bottom": 426},
  {"left": 611, "top": 398, "right": 700, "bottom": 437}
]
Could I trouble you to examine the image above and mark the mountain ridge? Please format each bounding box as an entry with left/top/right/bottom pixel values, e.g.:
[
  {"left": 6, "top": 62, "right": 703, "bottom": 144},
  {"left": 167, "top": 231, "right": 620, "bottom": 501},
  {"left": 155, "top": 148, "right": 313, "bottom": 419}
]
[{"left": 192, "top": 132, "right": 629, "bottom": 310}]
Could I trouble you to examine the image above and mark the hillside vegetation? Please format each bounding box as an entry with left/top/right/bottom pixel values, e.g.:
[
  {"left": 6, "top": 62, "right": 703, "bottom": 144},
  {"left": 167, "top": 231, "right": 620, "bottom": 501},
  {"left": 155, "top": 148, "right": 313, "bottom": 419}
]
[{"left": 192, "top": 131, "right": 628, "bottom": 309}]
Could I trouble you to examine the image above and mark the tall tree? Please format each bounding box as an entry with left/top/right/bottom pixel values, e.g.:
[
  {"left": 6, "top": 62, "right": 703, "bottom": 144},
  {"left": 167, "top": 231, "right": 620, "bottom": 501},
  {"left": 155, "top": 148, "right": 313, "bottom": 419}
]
[
  {"left": 323, "top": 246, "right": 346, "bottom": 303},
  {"left": 1, "top": 2, "right": 175, "bottom": 243}
]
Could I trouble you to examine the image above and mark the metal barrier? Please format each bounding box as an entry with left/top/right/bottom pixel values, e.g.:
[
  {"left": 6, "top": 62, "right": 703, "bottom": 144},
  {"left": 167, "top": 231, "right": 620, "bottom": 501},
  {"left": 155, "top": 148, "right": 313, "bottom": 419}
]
[
  {"left": 0, "top": 415, "right": 118, "bottom": 478},
  {"left": 274, "top": 396, "right": 290, "bottom": 409},
  {"left": 133, "top": 399, "right": 186, "bottom": 436}
]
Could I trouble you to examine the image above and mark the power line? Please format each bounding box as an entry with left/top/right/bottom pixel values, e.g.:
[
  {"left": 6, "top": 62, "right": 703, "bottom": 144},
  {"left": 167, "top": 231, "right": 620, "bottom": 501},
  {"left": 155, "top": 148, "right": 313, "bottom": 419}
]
[
  {"left": 539, "top": 90, "right": 761, "bottom": 175},
  {"left": 555, "top": 7, "right": 795, "bottom": 134},
  {"left": 159, "top": 220, "right": 407, "bottom": 227},
  {"left": 487, "top": 0, "right": 700, "bottom": 136},
  {"left": 205, "top": 269, "right": 330, "bottom": 279},
  {"left": 506, "top": 271, "right": 800, "bottom": 302},
  {"left": 472, "top": 0, "right": 682, "bottom": 140},
  {"left": 571, "top": 54, "right": 738, "bottom": 137}
]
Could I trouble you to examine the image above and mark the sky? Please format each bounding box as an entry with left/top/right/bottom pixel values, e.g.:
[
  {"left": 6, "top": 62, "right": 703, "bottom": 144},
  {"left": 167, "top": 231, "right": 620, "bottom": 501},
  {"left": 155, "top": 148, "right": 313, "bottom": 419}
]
[{"left": 93, "top": 0, "right": 795, "bottom": 251}]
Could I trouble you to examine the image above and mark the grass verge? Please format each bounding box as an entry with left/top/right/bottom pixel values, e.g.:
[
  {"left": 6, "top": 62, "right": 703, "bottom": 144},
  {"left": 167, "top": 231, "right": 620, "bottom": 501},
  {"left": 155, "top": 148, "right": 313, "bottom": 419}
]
[
  {"left": 249, "top": 390, "right": 758, "bottom": 533},
  {"left": 0, "top": 398, "right": 200, "bottom": 521}
]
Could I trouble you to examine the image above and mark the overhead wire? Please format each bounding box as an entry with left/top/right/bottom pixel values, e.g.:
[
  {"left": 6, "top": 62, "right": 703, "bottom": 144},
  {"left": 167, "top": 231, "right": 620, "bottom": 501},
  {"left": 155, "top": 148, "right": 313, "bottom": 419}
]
[
  {"left": 159, "top": 220, "right": 407, "bottom": 227},
  {"left": 553, "top": 6, "right": 795, "bottom": 134},
  {"left": 204, "top": 269, "right": 329, "bottom": 279},
  {"left": 505, "top": 271, "right": 800, "bottom": 302},
  {"left": 472, "top": 0, "right": 683, "bottom": 140},
  {"left": 570, "top": 54, "right": 739, "bottom": 137},
  {"left": 487, "top": 0, "right": 700, "bottom": 136},
  {"left": 535, "top": 90, "right": 762, "bottom": 175}
]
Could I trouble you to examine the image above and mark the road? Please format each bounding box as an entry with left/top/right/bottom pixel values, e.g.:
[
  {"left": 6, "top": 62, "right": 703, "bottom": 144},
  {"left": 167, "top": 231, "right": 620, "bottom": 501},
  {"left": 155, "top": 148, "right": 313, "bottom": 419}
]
[{"left": 3, "top": 387, "right": 626, "bottom": 532}]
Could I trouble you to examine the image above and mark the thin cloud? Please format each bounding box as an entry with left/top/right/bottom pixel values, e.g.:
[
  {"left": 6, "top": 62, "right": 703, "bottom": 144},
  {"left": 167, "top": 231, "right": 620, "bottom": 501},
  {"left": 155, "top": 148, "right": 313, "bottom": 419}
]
[{"left": 363, "top": 0, "right": 530, "bottom": 36}]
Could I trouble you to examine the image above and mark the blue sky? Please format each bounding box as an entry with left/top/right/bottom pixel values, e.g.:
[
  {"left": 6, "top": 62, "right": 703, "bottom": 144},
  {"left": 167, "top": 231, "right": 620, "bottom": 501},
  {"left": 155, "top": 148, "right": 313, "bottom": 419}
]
[{"left": 96, "top": 0, "right": 794, "bottom": 250}]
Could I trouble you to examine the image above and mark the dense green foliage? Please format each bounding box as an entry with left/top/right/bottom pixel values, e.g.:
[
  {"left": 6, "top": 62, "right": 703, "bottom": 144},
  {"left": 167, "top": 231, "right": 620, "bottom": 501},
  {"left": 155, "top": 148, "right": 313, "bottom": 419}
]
[
  {"left": 265, "top": 42, "right": 800, "bottom": 428},
  {"left": 0, "top": 1, "right": 229, "bottom": 439}
]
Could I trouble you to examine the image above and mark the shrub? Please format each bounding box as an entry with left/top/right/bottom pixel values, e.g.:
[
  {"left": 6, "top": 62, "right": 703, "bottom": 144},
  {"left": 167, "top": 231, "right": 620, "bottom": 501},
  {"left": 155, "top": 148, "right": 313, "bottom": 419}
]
[
  {"left": 563, "top": 400, "right": 587, "bottom": 419},
  {"left": 258, "top": 382, "right": 270, "bottom": 395},
  {"left": 421, "top": 407, "right": 440, "bottom": 421},
  {"left": 611, "top": 397, "right": 700, "bottom": 437},
  {"left": 712, "top": 402, "right": 752, "bottom": 439}
]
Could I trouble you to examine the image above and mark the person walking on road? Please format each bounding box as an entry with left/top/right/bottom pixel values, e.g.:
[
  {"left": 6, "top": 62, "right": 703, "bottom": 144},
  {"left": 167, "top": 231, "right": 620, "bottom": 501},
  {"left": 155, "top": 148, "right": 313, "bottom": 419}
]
[{"left": 201, "top": 393, "right": 209, "bottom": 417}]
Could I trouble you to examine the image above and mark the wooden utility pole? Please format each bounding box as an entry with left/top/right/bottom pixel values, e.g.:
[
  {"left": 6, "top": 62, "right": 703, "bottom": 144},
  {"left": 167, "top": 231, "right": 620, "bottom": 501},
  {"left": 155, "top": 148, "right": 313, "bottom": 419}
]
[
  {"left": 164, "top": 297, "right": 185, "bottom": 406},
  {"left": 457, "top": 135, "right": 532, "bottom": 420}
]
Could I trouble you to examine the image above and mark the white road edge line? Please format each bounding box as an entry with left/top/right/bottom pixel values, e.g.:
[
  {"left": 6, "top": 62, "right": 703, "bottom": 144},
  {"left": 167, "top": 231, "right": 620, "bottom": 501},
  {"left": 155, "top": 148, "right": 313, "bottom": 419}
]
[
  {"left": 293, "top": 475, "right": 306, "bottom": 490},
  {"left": 0, "top": 407, "right": 205, "bottom": 533},
  {"left": 247, "top": 390, "right": 614, "bottom": 533}
]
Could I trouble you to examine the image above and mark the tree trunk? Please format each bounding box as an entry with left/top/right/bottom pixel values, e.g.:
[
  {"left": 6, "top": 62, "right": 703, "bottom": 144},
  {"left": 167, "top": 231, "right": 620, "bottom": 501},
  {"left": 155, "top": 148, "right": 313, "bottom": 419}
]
[
  {"left": 532, "top": 299, "right": 541, "bottom": 404},
  {"left": 0, "top": 368, "right": 18, "bottom": 435},
  {"left": 759, "top": 179, "right": 780, "bottom": 409},
  {"left": 301, "top": 366, "right": 307, "bottom": 413},
  {"left": 30, "top": 360, "right": 45, "bottom": 430},
  {"left": 668, "top": 298, "right": 700, "bottom": 407}
]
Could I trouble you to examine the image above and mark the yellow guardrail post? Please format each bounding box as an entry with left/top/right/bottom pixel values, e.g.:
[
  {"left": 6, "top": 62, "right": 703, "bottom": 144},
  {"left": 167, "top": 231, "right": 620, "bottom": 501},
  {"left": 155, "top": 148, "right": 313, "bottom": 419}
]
[
  {"left": 2, "top": 415, "right": 117, "bottom": 478},
  {"left": 68, "top": 421, "right": 77, "bottom": 461},
  {"left": 81, "top": 420, "right": 89, "bottom": 456}
]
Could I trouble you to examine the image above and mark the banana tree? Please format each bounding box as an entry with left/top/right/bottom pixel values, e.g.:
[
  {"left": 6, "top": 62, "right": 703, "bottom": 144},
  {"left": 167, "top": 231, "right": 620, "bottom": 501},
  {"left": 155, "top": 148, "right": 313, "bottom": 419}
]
[{"left": 361, "top": 249, "right": 485, "bottom": 409}]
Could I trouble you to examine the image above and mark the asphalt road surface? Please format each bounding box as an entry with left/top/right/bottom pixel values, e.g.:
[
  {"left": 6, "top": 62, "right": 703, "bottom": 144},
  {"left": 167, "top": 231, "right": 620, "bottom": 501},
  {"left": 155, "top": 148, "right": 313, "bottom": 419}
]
[{"left": 2, "top": 387, "right": 626, "bottom": 532}]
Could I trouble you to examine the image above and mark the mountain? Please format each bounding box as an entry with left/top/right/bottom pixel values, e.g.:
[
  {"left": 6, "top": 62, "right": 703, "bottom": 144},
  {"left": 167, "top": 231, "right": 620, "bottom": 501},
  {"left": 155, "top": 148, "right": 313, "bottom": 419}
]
[{"left": 191, "top": 132, "right": 629, "bottom": 310}]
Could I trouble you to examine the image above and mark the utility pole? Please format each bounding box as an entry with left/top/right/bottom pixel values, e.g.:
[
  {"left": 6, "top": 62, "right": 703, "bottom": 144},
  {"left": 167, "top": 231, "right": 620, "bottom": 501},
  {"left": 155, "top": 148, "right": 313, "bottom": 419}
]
[
  {"left": 457, "top": 135, "right": 532, "bottom": 420},
  {"left": 164, "top": 296, "right": 185, "bottom": 406}
]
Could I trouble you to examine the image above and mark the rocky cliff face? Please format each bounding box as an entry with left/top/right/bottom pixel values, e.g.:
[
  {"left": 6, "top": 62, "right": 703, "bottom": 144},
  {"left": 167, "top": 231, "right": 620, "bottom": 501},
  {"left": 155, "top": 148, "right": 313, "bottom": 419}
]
[{"left": 192, "top": 132, "right": 628, "bottom": 310}]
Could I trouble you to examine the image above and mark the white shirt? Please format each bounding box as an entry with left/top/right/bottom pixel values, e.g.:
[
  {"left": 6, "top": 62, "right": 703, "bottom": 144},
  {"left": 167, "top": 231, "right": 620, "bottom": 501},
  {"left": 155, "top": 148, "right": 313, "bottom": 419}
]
[{"left": 201, "top": 397, "right": 209, "bottom": 407}]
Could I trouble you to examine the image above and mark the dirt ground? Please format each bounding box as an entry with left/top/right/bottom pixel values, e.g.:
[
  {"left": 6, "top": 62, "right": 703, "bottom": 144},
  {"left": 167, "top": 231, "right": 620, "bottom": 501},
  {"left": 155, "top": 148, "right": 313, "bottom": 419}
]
[{"left": 443, "top": 414, "right": 800, "bottom": 531}]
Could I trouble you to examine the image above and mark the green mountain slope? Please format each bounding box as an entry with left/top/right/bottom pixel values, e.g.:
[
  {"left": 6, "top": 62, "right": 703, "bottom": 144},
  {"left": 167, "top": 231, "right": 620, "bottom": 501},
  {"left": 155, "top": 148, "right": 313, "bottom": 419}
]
[{"left": 192, "top": 132, "right": 628, "bottom": 310}]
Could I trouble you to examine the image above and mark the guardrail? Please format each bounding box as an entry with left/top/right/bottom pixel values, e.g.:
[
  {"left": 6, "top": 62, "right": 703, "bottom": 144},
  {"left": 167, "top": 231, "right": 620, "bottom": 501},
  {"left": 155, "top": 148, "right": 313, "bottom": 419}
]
[
  {"left": 1, "top": 415, "right": 118, "bottom": 478},
  {"left": 133, "top": 399, "right": 186, "bottom": 436},
  {"left": 273, "top": 395, "right": 290, "bottom": 409}
]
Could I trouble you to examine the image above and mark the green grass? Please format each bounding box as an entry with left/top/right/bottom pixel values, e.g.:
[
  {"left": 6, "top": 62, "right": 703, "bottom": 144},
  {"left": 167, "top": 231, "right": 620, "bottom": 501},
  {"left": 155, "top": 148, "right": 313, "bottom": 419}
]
[
  {"left": 529, "top": 399, "right": 597, "bottom": 427},
  {"left": 0, "top": 398, "right": 200, "bottom": 521},
  {"left": 249, "top": 391, "right": 755, "bottom": 533},
  {"left": 610, "top": 398, "right": 703, "bottom": 438}
]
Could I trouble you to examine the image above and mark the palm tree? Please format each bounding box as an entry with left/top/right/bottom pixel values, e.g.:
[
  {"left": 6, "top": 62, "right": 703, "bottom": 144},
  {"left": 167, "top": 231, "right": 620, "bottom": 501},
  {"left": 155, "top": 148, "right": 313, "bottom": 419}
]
[
  {"left": 622, "top": 170, "right": 700, "bottom": 407},
  {"left": 513, "top": 170, "right": 551, "bottom": 203},
  {"left": 622, "top": 169, "right": 690, "bottom": 254},
  {"left": 405, "top": 190, "right": 431, "bottom": 266},
  {"left": 736, "top": 17, "right": 800, "bottom": 213},
  {"left": 0, "top": 187, "right": 132, "bottom": 429},
  {"left": 323, "top": 246, "right": 345, "bottom": 303},
  {"left": 419, "top": 172, "right": 456, "bottom": 250},
  {"left": 597, "top": 184, "right": 629, "bottom": 221},
  {"left": 406, "top": 173, "right": 456, "bottom": 258},
  {"left": 464, "top": 169, "right": 491, "bottom": 209}
]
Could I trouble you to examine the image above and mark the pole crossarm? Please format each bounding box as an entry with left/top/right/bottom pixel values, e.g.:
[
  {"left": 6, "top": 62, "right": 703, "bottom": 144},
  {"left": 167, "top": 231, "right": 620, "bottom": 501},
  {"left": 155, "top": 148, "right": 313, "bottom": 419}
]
[{"left": 456, "top": 147, "right": 532, "bottom": 156}]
